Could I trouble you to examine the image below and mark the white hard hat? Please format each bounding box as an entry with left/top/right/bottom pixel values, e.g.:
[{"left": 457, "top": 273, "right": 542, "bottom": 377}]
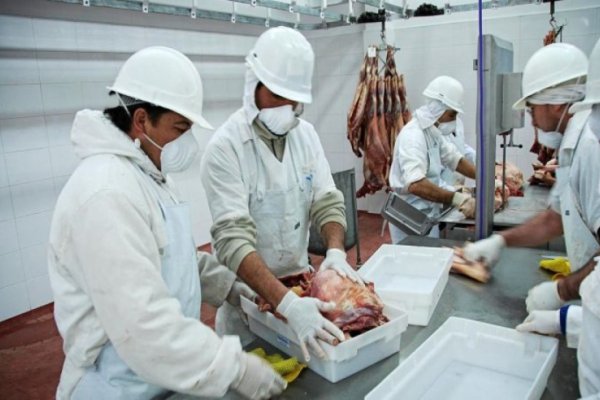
[
  {"left": 246, "top": 27, "right": 314, "bottom": 104},
  {"left": 423, "top": 76, "right": 465, "bottom": 114},
  {"left": 107, "top": 46, "right": 212, "bottom": 129},
  {"left": 570, "top": 38, "right": 600, "bottom": 113},
  {"left": 513, "top": 43, "right": 588, "bottom": 110}
]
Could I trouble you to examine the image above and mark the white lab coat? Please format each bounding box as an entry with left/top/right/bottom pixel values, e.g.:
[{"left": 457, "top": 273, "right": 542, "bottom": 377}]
[
  {"left": 546, "top": 110, "right": 599, "bottom": 272},
  {"left": 555, "top": 109, "right": 600, "bottom": 400},
  {"left": 48, "top": 110, "right": 241, "bottom": 399},
  {"left": 440, "top": 118, "right": 476, "bottom": 190},
  {"left": 388, "top": 105, "right": 463, "bottom": 243},
  {"left": 201, "top": 69, "right": 338, "bottom": 341}
]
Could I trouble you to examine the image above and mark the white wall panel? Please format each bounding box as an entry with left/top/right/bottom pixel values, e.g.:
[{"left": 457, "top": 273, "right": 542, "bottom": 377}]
[
  {"left": 0, "top": 51, "right": 39, "bottom": 85},
  {"left": 46, "top": 113, "right": 75, "bottom": 147},
  {"left": 21, "top": 243, "right": 48, "bottom": 280},
  {"left": 5, "top": 148, "right": 52, "bottom": 185},
  {"left": 0, "top": 16, "right": 35, "bottom": 50},
  {"left": 0, "top": 154, "right": 8, "bottom": 188},
  {"left": 0, "top": 219, "right": 19, "bottom": 255},
  {"left": 0, "top": 283, "right": 30, "bottom": 321},
  {"left": 41, "top": 83, "right": 83, "bottom": 115},
  {"left": 0, "top": 116, "right": 48, "bottom": 153},
  {"left": 0, "top": 84, "right": 44, "bottom": 118},
  {"left": 15, "top": 211, "right": 53, "bottom": 248},
  {"left": 26, "top": 273, "right": 53, "bottom": 309},
  {"left": 10, "top": 179, "right": 56, "bottom": 218},
  {"left": 33, "top": 18, "right": 78, "bottom": 51},
  {"left": 0, "top": 251, "right": 24, "bottom": 288},
  {"left": 0, "top": 186, "right": 13, "bottom": 221}
]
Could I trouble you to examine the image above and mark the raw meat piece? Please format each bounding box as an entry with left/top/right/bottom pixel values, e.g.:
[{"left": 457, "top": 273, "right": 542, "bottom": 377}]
[
  {"left": 255, "top": 270, "right": 388, "bottom": 337},
  {"left": 495, "top": 162, "right": 524, "bottom": 196},
  {"left": 451, "top": 247, "right": 490, "bottom": 283},
  {"left": 310, "top": 269, "right": 388, "bottom": 334}
]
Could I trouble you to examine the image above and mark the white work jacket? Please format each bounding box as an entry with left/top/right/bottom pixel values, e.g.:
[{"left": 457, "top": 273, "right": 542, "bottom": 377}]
[
  {"left": 440, "top": 118, "right": 476, "bottom": 189},
  {"left": 200, "top": 70, "right": 338, "bottom": 277},
  {"left": 389, "top": 105, "right": 463, "bottom": 216},
  {"left": 48, "top": 110, "right": 240, "bottom": 399}
]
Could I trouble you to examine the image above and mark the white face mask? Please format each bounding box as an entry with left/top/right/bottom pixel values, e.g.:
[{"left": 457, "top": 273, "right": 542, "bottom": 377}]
[
  {"left": 537, "top": 105, "right": 569, "bottom": 150},
  {"left": 144, "top": 131, "right": 199, "bottom": 174},
  {"left": 437, "top": 120, "right": 456, "bottom": 136},
  {"left": 258, "top": 104, "right": 300, "bottom": 136}
]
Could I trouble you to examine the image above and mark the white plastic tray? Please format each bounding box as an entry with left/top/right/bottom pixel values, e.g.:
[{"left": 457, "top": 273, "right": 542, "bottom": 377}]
[
  {"left": 241, "top": 297, "right": 408, "bottom": 383},
  {"left": 358, "top": 245, "right": 453, "bottom": 326},
  {"left": 366, "top": 317, "right": 558, "bottom": 400}
]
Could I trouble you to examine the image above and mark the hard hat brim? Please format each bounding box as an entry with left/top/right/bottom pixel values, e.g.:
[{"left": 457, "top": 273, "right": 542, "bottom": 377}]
[{"left": 569, "top": 99, "right": 595, "bottom": 114}]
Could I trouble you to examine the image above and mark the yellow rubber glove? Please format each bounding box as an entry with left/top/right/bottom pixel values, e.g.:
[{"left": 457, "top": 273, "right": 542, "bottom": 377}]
[
  {"left": 250, "top": 348, "right": 307, "bottom": 383},
  {"left": 539, "top": 257, "right": 571, "bottom": 279}
]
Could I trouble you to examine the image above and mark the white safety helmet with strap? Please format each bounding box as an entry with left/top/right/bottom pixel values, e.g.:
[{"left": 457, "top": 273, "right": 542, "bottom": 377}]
[
  {"left": 570, "top": 38, "right": 600, "bottom": 113},
  {"left": 423, "top": 76, "right": 465, "bottom": 114},
  {"left": 513, "top": 43, "right": 588, "bottom": 110},
  {"left": 246, "top": 27, "right": 314, "bottom": 104},
  {"left": 107, "top": 46, "right": 212, "bottom": 129}
]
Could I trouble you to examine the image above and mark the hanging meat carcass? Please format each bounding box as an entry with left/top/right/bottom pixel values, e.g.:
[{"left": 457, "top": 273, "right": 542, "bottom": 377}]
[{"left": 349, "top": 46, "right": 412, "bottom": 198}]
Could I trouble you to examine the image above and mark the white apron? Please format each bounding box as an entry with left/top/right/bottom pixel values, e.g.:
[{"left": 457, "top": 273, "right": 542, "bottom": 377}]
[
  {"left": 390, "top": 127, "right": 443, "bottom": 244},
  {"left": 216, "top": 129, "right": 312, "bottom": 345},
  {"left": 72, "top": 171, "right": 201, "bottom": 400},
  {"left": 556, "top": 132, "right": 600, "bottom": 272}
]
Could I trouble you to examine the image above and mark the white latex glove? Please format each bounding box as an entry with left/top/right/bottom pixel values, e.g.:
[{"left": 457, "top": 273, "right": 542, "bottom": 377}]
[
  {"left": 231, "top": 352, "right": 287, "bottom": 400},
  {"left": 463, "top": 234, "right": 506, "bottom": 266},
  {"left": 226, "top": 281, "right": 256, "bottom": 326},
  {"left": 525, "top": 281, "right": 565, "bottom": 312},
  {"left": 516, "top": 310, "right": 560, "bottom": 335},
  {"left": 276, "top": 291, "right": 345, "bottom": 362},
  {"left": 320, "top": 248, "right": 364, "bottom": 286},
  {"left": 452, "top": 192, "right": 476, "bottom": 219}
]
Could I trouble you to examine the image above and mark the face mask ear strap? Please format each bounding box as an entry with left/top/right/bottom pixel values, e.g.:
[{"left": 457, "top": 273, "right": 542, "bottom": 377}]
[{"left": 115, "top": 93, "right": 132, "bottom": 118}]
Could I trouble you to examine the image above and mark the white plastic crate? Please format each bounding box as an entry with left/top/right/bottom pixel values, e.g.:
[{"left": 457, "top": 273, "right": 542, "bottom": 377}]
[
  {"left": 240, "top": 297, "right": 408, "bottom": 383},
  {"left": 358, "top": 244, "right": 453, "bottom": 326},
  {"left": 366, "top": 317, "right": 559, "bottom": 400}
]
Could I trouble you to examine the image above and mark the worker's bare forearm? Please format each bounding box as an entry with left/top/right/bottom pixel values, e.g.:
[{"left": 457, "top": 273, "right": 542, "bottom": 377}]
[
  {"left": 321, "top": 221, "right": 345, "bottom": 251},
  {"left": 558, "top": 252, "right": 600, "bottom": 301},
  {"left": 408, "top": 178, "right": 454, "bottom": 204},
  {"left": 500, "top": 209, "right": 563, "bottom": 247},
  {"left": 455, "top": 158, "right": 476, "bottom": 179},
  {"left": 237, "top": 252, "right": 289, "bottom": 308}
]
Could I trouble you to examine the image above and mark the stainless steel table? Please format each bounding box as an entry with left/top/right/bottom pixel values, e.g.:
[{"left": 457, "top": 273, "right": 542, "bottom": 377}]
[
  {"left": 170, "top": 236, "right": 579, "bottom": 400},
  {"left": 440, "top": 184, "right": 551, "bottom": 227}
]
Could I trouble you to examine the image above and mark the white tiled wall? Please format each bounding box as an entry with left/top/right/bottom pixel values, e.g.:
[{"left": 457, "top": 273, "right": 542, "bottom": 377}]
[{"left": 0, "top": 12, "right": 257, "bottom": 321}]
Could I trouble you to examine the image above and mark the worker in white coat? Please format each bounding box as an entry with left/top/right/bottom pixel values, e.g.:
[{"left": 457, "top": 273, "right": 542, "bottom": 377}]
[
  {"left": 48, "top": 47, "right": 285, "bottom": 400},
  {"left": 515, "top": 38, "right": 600, "bottom": 400},
  {"left": 463, "top": 43, "right": 596, "bottom": 271},
  {"left": 439, "top": 117, "right": 476, "bottom": 190},
  {"left": 201, "top": 27, "right": 361, "bottom": 361},
  {"left": 388, "top": 76, "right": 477, "bottom": 244}
]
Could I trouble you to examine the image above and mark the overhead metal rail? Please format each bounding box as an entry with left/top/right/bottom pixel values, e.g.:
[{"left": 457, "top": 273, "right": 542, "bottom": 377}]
[{"left": 49, "top": 0, "right": 556, "bottom": 30}]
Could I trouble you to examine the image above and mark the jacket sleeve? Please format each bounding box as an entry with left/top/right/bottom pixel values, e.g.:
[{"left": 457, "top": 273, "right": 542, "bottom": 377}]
[
  {"left": 197, "top": 251, "right": 237, "bottom": 307},
  {"left": 397, "top": 128, "right": 428, "bottom": 185},
  {"left": 439, "top": 134, "right": 463, "bottom": 172},
  {"left": 70, "top": 190, "right": 242, "bottom": 397},
  {"left": 200, "top": 141, "right": 257, "bottom": 272}
]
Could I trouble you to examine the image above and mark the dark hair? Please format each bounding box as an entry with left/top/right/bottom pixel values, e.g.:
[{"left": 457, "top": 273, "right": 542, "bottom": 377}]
[{"left": 103, "top": 97, "right": 170, "bottom": 133}]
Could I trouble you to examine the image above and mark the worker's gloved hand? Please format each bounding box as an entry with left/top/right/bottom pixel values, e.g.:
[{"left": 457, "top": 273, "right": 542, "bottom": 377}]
[
  {"left": 231, "top": 351, "right": 287, "bottom": 400},
  {"left": 276, "top": 291, "right": 345, "bottom": 363},
  {"left": 525, "top": 281, "right": 565, "bottom": 312},
  {"left": 515, "top": 310, "right": 560, "bottom": 335},
  {"left": 226, "top": 281, "right": 256, "bottom": 326},
  {"left": 463, "top": 234, "right": 506, "bottom": 266},
  {"left": 452, "top": 192, "right": 476, "bottom": 219},
  {"left": 320, "top": 248, "right": 365, "bottom": 286}
]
